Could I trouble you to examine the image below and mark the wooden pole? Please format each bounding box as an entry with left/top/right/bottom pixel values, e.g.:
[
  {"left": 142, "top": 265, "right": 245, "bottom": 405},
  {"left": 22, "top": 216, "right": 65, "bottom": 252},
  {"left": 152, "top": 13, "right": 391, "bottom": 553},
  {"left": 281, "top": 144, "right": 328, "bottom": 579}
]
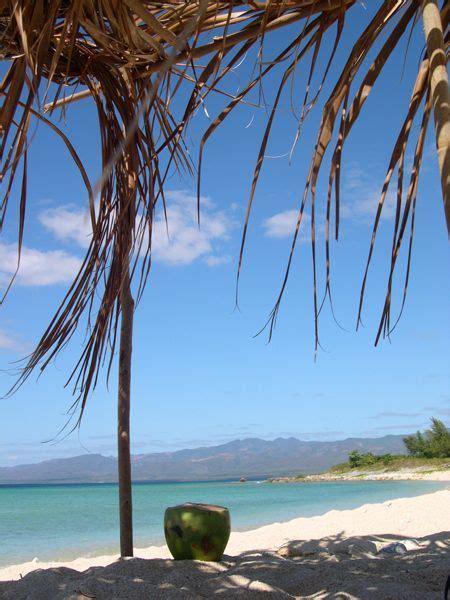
[
  {"left": 118, "top": 264, "right": 134, "bottom": 557},
  {"left": 422, "top": 0, "right": 450, "bottom": 235}
]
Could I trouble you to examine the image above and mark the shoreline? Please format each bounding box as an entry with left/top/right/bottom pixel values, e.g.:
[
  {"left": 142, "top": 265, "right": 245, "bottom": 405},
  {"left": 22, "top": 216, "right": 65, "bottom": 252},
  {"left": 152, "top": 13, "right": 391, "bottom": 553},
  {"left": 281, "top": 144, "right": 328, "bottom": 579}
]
[
  {"left": 1, "top": 487, "right": 449, "bottom": 582},
  {"left": 267, "top": 467, "right": 450, "bottom": 483}
]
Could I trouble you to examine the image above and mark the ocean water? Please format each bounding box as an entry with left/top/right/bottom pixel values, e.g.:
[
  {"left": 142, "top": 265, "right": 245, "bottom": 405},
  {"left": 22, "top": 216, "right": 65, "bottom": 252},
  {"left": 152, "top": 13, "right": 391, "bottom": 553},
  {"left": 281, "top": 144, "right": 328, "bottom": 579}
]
[{"left": 0, "top": 479, "right": 447, "bottom": 567}]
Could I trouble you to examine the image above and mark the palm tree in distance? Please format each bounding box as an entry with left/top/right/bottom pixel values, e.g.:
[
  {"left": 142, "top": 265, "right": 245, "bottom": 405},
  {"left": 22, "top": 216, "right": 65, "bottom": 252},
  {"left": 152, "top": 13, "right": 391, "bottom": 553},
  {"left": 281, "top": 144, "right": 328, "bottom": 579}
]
[{"left": 0, "top": 0, "right": 448, "bottom": 557}]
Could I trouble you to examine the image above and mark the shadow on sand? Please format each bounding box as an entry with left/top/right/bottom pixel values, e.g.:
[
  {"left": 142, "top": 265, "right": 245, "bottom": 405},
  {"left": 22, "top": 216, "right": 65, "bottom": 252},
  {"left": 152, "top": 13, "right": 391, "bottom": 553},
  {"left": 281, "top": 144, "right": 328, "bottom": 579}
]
[{"left": 0, "top": 531, "right": 449, "bottom": 599}]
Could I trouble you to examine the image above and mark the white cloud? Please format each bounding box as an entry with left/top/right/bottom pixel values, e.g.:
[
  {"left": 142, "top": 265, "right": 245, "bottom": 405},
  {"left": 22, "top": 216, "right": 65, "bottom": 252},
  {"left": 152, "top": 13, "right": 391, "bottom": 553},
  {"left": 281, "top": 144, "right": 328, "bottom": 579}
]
[
  {"left": 0, "top": 243, "right": 82, "bottom": 287},
  {"left": 39, "top": 205, "right": 92, "bottom": 248},
  {"left": 263, "top": 209, "right": 313, "bottom": 240},
  {"left": 39, "top": 191, "right": 234, "bottom": 267},
  {"left": 263, "top": 209, "right": 298, "bottom": 238},
  {"left": 151, "top": 191, "right": 231, "bottom": 265}
]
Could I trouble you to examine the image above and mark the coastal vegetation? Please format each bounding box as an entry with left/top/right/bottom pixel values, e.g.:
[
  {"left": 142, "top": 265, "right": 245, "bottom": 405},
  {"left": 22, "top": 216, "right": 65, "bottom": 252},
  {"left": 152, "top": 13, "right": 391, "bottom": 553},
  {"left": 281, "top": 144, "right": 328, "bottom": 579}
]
[
  {"left": 403, "top": 418, "right": 450, "bottom": 458},
  {"left": 266, "top": 451, "right": 450, "bottom": 482},
  {"left": 347, "top": 451, "right": 396, "bottom": 469},
  {"left": 266, "top": 419, "right": 450, "bottom": 482},
  {"left": 329, "top": 455, "right": 450, "bottom": 475},
  {"left": 330, "top": 418, "right": 450, "bottom": 474}
]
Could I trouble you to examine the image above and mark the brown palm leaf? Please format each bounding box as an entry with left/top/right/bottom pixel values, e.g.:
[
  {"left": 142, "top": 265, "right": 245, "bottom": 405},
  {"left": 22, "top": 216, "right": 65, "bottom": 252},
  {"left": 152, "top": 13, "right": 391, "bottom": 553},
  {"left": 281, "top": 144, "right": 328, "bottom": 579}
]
[{"left": 0, "top": 0, "right": 448, "bottom": 419}]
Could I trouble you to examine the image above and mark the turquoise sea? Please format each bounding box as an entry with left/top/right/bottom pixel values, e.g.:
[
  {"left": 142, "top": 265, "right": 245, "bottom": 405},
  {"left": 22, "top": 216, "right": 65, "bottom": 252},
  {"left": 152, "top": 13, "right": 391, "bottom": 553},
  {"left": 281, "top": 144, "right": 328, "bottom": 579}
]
[{"left": 0, "top": 479, "right": 447, "bottom": 567}]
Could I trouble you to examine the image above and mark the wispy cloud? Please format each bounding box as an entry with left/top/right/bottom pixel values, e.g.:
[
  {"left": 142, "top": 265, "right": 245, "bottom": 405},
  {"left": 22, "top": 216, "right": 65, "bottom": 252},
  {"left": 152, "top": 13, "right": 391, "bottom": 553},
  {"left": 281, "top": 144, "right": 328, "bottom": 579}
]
[
  {"left": 340, "top": 164, "right": 397, "bottom": 222},
  {"left": 151, "top": 191, "right": 233, "bottom": 265},
  {"left": 39, "top": 205, "right": 92, "bottom": 248},
  {"left": 369, "top": 411, "right": 422, "bottom": 420},
  {"left": 293, "top": 430, "right": 346, "bottom": 439},
  {"left": 262, "top": 209, "right": 312, "bottom": 240},
  {"left": 0, "top": 329, "right": 26, "bottom": 354},
  {"left": 423, "top": 404, "right": 450, "bottom": 417},
  {"left": 262, "top": 162, "right": 398, "bottom": 240},
  {"left": 363, "top": 423, "right": 425, "bottom": 433},
  {"left": 204, "top": 255, "right": 231, "bottom": 267},
  {"left": 0, "top": 243, "right": 81, "bottom": 287},
  {"left": 39, "top": 190, "right": 234, "bottom": 267}
]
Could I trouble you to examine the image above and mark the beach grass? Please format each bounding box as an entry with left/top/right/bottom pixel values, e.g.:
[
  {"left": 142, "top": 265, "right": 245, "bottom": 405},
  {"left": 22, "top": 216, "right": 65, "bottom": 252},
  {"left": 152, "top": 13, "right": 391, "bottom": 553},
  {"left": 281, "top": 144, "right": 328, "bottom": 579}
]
[{"left": 329, "top": 456, "right": 450, "bottom": 474}]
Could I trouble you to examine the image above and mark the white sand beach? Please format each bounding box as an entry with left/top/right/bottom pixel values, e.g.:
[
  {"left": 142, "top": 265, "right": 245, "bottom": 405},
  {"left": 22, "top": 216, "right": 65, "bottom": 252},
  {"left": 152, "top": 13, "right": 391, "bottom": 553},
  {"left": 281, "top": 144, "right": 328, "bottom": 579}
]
[{"left": 1, "top": 488, "right": 449, "bottom": 598}]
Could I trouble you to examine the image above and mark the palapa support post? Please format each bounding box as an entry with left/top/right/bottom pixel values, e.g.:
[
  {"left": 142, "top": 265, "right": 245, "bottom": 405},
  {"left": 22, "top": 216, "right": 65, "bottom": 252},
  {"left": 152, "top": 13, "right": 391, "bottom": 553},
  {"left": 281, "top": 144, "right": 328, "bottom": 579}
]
[
  {"left": 118, "top": 264, "right": 134, "bottom": 558},
  {"left": 117, "top": 146, "right": 137, "bottom": 559}
]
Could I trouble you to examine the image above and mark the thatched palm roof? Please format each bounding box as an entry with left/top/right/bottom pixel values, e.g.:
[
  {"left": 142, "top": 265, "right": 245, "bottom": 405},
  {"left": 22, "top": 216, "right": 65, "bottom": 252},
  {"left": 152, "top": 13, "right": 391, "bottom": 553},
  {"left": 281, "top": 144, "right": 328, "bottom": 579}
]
[{"left": 0, "top": 1, "right": 448, "bottom": 417}]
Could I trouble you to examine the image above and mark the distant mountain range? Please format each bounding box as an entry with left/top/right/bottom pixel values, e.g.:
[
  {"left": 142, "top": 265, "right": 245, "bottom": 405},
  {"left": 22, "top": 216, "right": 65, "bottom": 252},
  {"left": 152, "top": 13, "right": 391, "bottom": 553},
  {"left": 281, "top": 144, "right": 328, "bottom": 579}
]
[{"left": 0, "top": 434, "right": 409, "bottom": 485}]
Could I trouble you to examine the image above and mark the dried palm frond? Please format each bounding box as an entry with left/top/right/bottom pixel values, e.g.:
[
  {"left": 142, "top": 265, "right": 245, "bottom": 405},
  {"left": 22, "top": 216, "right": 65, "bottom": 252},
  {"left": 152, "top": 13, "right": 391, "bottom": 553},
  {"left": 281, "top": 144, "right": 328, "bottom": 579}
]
[{"left": 0, "top": 1, "right": 448, "bottom": 419}]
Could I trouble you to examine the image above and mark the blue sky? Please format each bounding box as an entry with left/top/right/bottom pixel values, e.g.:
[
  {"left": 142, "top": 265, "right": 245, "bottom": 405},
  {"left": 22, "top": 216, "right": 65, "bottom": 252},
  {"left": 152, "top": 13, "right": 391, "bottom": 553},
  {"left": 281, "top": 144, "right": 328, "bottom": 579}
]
[{"left": 0, "top": 3, "right": 448, "bottom": 466}]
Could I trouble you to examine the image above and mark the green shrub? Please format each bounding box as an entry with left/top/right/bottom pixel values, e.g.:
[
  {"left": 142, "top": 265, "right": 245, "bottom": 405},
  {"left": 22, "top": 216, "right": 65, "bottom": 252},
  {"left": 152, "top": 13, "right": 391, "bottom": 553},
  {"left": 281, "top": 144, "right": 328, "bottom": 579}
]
[
  {"left": 403, "top": 418, "right": 450, "bottom": 458},
  {"left": 347, "top": 450, "right": 390, "bottom": 469}
]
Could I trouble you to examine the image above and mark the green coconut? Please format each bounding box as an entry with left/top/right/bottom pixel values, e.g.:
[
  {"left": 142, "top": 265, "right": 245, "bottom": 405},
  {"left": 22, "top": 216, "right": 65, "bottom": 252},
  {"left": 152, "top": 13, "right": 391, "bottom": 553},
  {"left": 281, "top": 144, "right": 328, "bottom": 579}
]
[{"left": 164, "top": 503, "right": 231, "bottom": 561}]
